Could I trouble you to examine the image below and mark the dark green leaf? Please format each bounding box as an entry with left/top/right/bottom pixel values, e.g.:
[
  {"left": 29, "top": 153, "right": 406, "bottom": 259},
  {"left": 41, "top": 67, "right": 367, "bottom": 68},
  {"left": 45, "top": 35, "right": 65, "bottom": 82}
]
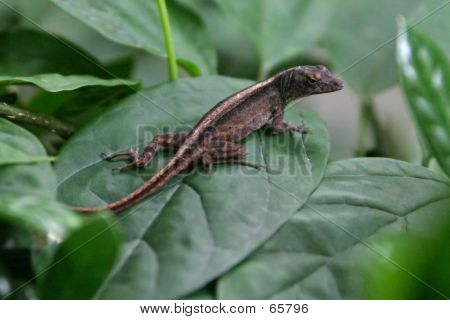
[
  {"left": 51, "top": 0, "right": 217, "bottom": 75},
  {"left": 28, "top": 86, "right": 136, "bottom": 127},
  {"left": 217, "top": 0, "right": 338, "bottom": 77},
  {"left": 40, "top": 215, "right": 120, "bottom": 299},
  {"left": 0, "top": 29, "right": 110, "bottom": 77},
  {"left": 0, "top": 262, "right": 12, "bottom": 297},
  {"left": 397, "top": 25, "right": 450, "bottom": 177},
  {"left": 55, "top": 76, "right": 330, "bottom": 298},
  {"left": 0, "top": 74, "right": 139, "bottom": 92},
  {"left": 217, "top": 158, "right": 450, "bottom": 299}
]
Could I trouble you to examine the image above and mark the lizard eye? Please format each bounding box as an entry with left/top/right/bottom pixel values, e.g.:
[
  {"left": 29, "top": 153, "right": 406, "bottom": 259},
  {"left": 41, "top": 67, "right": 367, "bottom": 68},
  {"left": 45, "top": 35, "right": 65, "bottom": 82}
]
[{"left": 307, "top": 73, "right": 321, "bottom": 83}]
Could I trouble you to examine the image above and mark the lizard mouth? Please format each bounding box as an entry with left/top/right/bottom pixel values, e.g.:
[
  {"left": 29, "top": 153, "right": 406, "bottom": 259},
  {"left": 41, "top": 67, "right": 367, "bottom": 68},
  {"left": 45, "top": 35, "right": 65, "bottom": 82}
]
[{"left": 327, "top": 77, "right": 344, "bottom": 92}]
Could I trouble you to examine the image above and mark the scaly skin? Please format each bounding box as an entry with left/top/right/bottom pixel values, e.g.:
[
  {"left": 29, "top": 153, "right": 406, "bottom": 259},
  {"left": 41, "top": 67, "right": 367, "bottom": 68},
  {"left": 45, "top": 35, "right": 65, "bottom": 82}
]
[{"left": 72, "top": 65, "right": 343, "bottom": 213}]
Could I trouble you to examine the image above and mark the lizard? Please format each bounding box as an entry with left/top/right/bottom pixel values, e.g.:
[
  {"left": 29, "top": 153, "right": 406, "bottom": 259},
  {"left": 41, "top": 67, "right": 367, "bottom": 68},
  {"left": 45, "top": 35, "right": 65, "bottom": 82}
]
[{"left": 73, "top": 65, "right": 343, "bottom": 213}]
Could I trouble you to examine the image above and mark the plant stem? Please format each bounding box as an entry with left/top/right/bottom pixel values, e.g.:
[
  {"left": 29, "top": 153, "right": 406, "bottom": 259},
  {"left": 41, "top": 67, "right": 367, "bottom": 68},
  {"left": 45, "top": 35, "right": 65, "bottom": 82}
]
[
  {"left": 157, "top": 0, "right": 178, "bottom": 81},
  {"left": 0, "top": 102, "right": 74, "bottom": 138},
  {"left": 366, "top": 98, "right": 383, "bottom": 152},
  {"left": 356, "top": 97, "right": 382, "bottom": 157}
]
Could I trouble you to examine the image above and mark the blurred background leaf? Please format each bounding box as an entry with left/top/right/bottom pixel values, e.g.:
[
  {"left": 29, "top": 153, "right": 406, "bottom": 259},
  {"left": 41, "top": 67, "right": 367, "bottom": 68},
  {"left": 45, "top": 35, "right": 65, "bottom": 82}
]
[
  {"left": 368, "top": 214, "right": 450, "bottom": 299},
  {"left": 51, "top": 0, "right": 217, "bottom": 75},
  {"left": 39, "top": 215, "right": 120, "bottom": 299},
  {"left": 217, "top": 0, "right": 338, "bottom": 78},
  {"left": 321, "top": 0, "right": 450, "bottom": 97},
  {"left": 397, "top": 23, "right": 450, "bottom": 177},
  {"left": 0, "top": 29, "right": 111, "bottom": 77}
]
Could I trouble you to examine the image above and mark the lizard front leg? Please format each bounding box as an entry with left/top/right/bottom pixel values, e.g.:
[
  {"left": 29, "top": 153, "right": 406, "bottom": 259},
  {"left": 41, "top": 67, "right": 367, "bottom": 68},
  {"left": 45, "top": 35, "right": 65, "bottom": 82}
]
[
  {"left": 201, "top": 141, "right": 265, "bottom": 174},
  {"left": 270, "top": 105, "right": 309, "bottom": 134},
  {"left": 101, "top": 133, "right": 187, "bottom": 172}
]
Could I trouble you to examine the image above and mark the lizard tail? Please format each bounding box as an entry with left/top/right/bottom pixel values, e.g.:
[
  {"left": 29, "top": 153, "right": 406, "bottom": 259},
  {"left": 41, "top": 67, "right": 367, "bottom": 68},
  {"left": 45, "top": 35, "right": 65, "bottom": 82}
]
[{"left": 70, "top": 150, "right": 199, "bottom": 214}]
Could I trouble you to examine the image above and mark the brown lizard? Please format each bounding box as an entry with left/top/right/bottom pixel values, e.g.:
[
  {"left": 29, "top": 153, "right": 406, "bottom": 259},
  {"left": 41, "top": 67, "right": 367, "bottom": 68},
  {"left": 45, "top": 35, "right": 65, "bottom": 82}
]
[{"left": 73, "top": 65, "right": 343, "bottom": 213}]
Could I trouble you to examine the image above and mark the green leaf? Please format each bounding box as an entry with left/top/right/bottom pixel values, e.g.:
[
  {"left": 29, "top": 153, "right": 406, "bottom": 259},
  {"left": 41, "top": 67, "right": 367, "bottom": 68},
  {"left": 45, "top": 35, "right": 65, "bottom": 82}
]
[
  {"left": 51, "top": 0, "right": 216, "bottom": 75},
  {"left": 369, "top": 215, "right": 450, "bottom": 299},
  {"left": 217, "top": 158, "right": 450, "bottom": 299},
  {"left": 0, "top": 118, "right": 55, "bottom": 165},
  {"left": 321, "top": 0, "right": 442, "bottom": 96},
  {"left": 0, "top": 119, "right": 56, "bottom": 194},
  {"left": 397, "top": 25, "right": 450, "bottom": 177},
  {"left": 55, "top": 76, "right": 330, "bottom": 298},
  {"left": 28, "top": 86, "right": 136, "bottom": 126},
  {"left": 40, "top": 215, "right": 120, "bottom": 299},
  {"left": 409, "top": 0, "right": 450, "bottom": 58},
  {"left": 0, "top": 119, "right": 82, "bottom": 238},
  {"left": 0, "top": 193, "right": 82, "bottom": 241},
  {"left": 0, "top": 73, "right": 139, "bottom": 92},
  {"left": 217, "top": 0, "right": 338, "bottom": 77},
  {"left": 0, "top": 29, "right": 111, "bottom": 77}
]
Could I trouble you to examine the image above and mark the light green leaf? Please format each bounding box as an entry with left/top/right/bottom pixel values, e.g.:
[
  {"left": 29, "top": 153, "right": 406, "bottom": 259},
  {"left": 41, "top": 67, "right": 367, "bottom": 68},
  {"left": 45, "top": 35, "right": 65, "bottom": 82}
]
[
  {"left": 55, "top": 76, "right": 330, "bottom": 299},
  {"left": 397, "top": 24, "right": 450, "bottom": 177},
  {"left": 0, "top": 119, "right": 82, "bottom": 238},
  {"left": 0, "top": 119, "right": 55, "bottom": 165},
  {"left": 40, "top": 215, "right": 120, "bottom": 299},
  {"left": 217, "top": 0, "right": 338, "bottom": 77},
  {"left": 0, "top": 73, "right": 139, "bottom": 92},
  {"left": 0, "top": 119, "right": 56, "bottom": 195},
  {"left": 218, "top": 158, "right": 450, "bottom": 299},
  {"left": 0, "top": 192, "right": 82, "bottom": 240},
  {"left": 51, "top": 0, "right": 216, "bottom": 75}
]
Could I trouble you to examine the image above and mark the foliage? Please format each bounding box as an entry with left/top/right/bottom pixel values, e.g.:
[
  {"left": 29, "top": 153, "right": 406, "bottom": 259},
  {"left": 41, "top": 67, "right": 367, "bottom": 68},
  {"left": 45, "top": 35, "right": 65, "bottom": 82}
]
[{"left": 0, "top": 0, "right": 449, "bottom": 300}]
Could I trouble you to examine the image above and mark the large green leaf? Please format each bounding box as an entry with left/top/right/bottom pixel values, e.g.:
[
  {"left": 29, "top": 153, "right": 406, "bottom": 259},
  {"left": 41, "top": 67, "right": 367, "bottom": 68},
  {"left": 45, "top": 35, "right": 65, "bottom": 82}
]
[
  {"left": 0, "top": 74, "right": 139, "bottom": 92},
  {"left": 217, "top": 0, "right": 338, "bottom": 77},
  {"left": 217, "top": 158, "right": 450, "bottom": 299},
  {"left": 55, "top": 76, "right": 331, "bottom": 298},
  {"left": 321, "top": 0, "right": 448, "bottom": 96},
  {"left": 397, "top": 26, "right": 450, "bottom": 177},
  {"left": 39, "top": 215, "right": 120, "bottom": 299},
  {"left": 0, "top": 29, "right": 110, "bottom": 77},
  {"left": 51, "top": 0, "right": 216, "bottom": 75}
]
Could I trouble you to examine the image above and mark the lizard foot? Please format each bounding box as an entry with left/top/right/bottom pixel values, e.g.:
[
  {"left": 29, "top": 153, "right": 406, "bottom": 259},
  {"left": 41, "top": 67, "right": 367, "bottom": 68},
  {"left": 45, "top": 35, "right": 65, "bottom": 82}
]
[{"left": 100, "top": 147, "right": 138, "bottom": 162}]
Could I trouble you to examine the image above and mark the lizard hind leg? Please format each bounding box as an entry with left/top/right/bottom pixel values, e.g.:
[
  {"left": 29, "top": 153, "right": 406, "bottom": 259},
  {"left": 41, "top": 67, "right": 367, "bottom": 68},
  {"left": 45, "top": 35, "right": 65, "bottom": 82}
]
[
  {"left": 101, "top": 133, "right": 187, "bottom": 173},
  {"left": 200, "top": 140, "right": 265, "bottom": 174}
]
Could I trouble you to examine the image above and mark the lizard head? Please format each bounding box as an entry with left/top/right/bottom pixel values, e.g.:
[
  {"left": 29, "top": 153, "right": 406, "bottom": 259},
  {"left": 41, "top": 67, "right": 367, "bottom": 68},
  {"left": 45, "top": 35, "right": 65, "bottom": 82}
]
[{"left": 282, "top": 65, "right": 343, "bottom": 101}]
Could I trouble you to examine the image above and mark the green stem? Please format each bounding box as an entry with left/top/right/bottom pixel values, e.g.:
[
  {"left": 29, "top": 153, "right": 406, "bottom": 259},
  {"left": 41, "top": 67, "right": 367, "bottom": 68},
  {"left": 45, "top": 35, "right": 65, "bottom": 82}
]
[
  {"left": 367, "top": 102, "right": 383, "bottom": 150},
  {"left": 0, "top": 102, "right": 74, "bottom": 138},
  {"left": 356, "top": 96, "right": 383, "bottom": 157},
  {"left": 157, "top": 0, "right": 178, "bottom": 81},
  {"left": 356, "top": 97, "right": 372, "bottom": 157}
]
